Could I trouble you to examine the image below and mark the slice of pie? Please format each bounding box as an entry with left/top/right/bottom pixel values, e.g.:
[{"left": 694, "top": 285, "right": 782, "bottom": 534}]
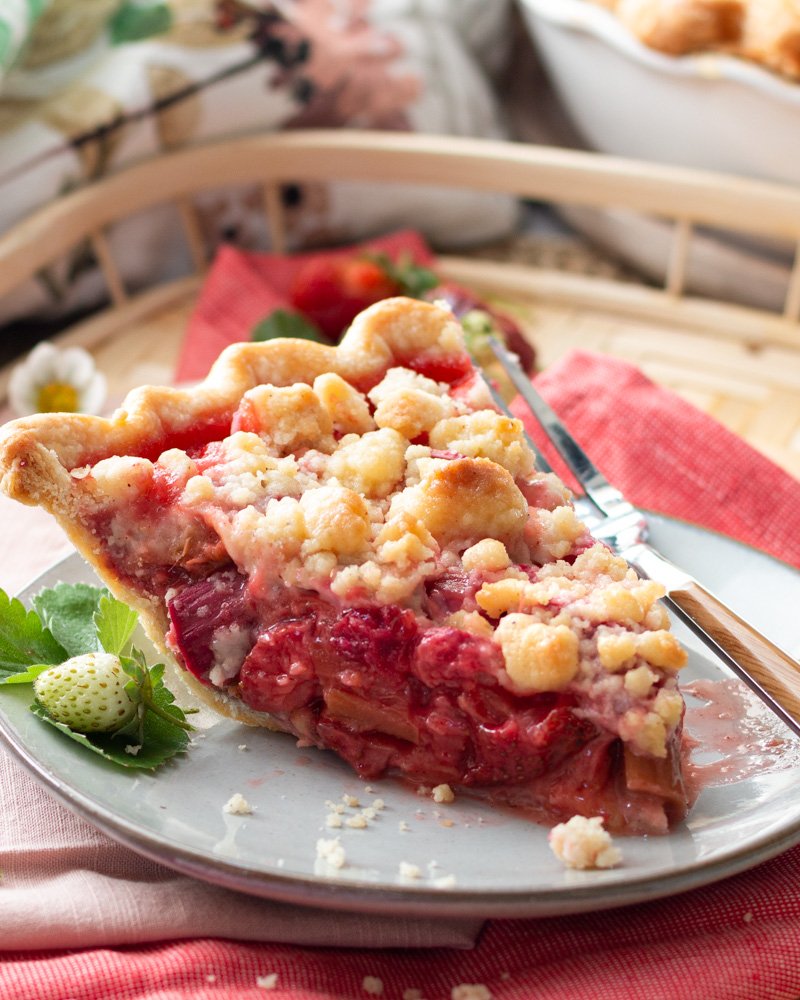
[{"left": 0, "top": 298, "right": 688, "bottom": 833}]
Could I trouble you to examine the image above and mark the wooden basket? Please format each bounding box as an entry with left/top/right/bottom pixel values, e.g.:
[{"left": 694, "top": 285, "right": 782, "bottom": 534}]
[{"left": 2, "top": 129, "right": 800, "bottom": 476}]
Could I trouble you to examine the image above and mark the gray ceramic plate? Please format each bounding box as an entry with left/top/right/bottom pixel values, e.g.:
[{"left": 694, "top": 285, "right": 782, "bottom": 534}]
[{"left": 2, "top": 513, "right": 799, "bottom": 918}]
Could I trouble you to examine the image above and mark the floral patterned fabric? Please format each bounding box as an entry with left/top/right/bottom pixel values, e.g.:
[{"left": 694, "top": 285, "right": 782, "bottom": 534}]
[
  {"left": 0, "top": 0, "right": 517, "bottom": 326},
  {"left": 0, "top": 0, "right": 47, "bottom": 75}
]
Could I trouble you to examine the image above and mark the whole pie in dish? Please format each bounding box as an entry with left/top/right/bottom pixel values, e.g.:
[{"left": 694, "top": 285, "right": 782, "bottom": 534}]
[
  {"left": 587, "top": 0, "right": 800, "bottom": 81},
  {"left": 0, "top": 298, "right": 688, "bottom": 834}
]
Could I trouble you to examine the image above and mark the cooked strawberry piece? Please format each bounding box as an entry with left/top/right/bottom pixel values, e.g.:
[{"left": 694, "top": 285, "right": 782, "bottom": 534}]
[
  {"left": 312, "top": 718, "right": 398, "bottom": 779},
  {"left": 465, "top": 715, "right": 588, "bottom": 787},
  {"left": 535, "top": 733, "right": 634, "bottom": 829},
  {"left": 424, "top": 571, "right": 474, "bottom": 619},
  {"left": 239, "top": 616, "right": 324, "bottom": 713},
  {"left": 412, "top": 627, "right": 502, "bottom": 687},
  {"left": 145, "top": 464, "right": 188, "bottom": 508},
  {"left": 330, "top": 605, "right": 419, "bottom": 673},
  {"left": 290, "top": 258, "right": 401, "bottom": 340}
]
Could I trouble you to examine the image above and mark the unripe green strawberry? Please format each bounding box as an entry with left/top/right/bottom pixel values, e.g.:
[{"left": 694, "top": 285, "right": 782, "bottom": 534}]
[{"left": 33, "top": 653, "right": 137, "bottom": 733}]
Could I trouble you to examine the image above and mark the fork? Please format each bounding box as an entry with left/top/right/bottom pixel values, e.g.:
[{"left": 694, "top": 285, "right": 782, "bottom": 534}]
[{"left": 486, "top": 337, "right": 800, "bottom": 738}]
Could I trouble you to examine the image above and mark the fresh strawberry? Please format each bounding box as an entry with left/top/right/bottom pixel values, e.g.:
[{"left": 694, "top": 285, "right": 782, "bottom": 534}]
[
  {"left": 290, "top": 257, "right": 401, "bottom": 340},
  {"left": 33, "top": 652, "right": 138, "bottom": 733},
  {"left": 339, "top": 259, "right": 400, "bottom": 300}
]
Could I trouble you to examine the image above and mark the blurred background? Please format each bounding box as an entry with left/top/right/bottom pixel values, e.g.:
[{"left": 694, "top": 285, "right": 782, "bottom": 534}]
[{"left": 1, "top": 0, "right": 798, "bottom": 363}]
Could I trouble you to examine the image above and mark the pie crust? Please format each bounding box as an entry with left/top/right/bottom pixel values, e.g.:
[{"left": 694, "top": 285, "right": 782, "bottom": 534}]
[{"left": 0, "top": 297, "right": 689, "bottom": 832}]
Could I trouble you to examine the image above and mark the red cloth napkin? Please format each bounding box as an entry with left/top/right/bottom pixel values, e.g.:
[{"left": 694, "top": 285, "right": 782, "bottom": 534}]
[
  {"left": 4, "top": 251, "right": 800, "bottom": 998},
  {"left": 514, "top": 351, "right": 800, "bottom": 571}
]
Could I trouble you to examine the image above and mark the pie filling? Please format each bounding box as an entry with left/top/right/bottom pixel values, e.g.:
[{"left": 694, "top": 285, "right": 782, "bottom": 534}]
[
  {"left": 164, "top": 568, "right": 686, "bottom": 833},
  {"left": 62, "top": 303, "right": 689, "bottom": 833}
]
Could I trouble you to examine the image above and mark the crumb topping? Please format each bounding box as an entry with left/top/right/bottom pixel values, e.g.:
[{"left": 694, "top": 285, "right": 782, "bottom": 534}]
[
  {"left": 430, "top": 410, "right": 535, "bottom": 479},
  {"left": 548, "top": 815, "right": 622, "bottom": 870}
]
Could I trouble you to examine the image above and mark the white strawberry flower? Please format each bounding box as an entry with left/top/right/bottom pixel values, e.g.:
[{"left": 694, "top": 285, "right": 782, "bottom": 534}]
[{"left": 8, "top": 342, "right": 107, "bottom": 417}]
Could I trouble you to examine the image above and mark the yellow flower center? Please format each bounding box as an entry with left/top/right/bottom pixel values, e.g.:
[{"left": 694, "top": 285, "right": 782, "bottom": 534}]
[{"left": 36, "top": 382, "right": 80, "bottom": 413}]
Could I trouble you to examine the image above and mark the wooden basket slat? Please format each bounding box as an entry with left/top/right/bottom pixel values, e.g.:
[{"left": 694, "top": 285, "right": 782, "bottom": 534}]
[
  {"left": 665, "top": 217, "right": 691, "bottom": 297},
  {"left": 177, "top": 197, "right": 208, "bottom": 275},
  {"left": 784, "top": 243, "right": 800, "bottom": 321},
  {"left": 438, "top": 258, "right": 800, "bottom": 350},
  {"left": 262, "top": 181, "right": 287, "bottom": 256},
  {"left": 89, "top": 230, "right": 128, "bottom": 307},
  {"left": 4, "top": 131, "right": 800, "bottom": 310}
]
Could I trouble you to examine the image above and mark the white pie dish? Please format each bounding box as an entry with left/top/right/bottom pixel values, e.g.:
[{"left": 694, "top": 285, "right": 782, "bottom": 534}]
[
  {"left": 2, "top": 513, "right": 800, "bottom": 918},
  {"left": 519, "top": 0, "right": 800, "bottom": 188}
]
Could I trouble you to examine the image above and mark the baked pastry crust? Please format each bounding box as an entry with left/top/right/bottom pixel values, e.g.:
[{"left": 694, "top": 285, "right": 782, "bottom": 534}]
[
  {"left": 0, "top": 297, "right": 688, "bottom": 831},
  {"left": 587, "top": 0, "right": 800, "bottom": 79}
]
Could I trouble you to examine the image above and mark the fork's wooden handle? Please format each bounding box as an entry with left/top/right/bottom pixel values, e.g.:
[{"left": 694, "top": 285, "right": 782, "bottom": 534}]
[{"left": 669, "top": 581, "right": 800, "bottom": 730}]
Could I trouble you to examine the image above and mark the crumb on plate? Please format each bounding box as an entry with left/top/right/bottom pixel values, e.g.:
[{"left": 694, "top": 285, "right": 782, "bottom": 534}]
[
  {"left": 432, "top": 784, "right": 455, "bottom": 804},
  {"left": 223, "top": 792, "right": 253, "bottom": 816},
  {"left": 398, "top": 861, "right": 423, "bottom": 879},
  {"left": 316, "top": 837, "right": 346, "bottom": 869},
  {"left": 548, "top": 815, "right": 622, "bottom": 870}
]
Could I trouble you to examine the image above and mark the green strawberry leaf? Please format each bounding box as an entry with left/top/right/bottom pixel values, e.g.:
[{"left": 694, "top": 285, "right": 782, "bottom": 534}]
[
  {"left": 31, "top": 699, "right": 190, "bottom": 771},
  {"left": 2, "top": 664, "right": 54, "bottom": 685},
  {"left": 110, "top": 2, "right": 173, "bottom": 45},
  {"left": 95, "top": 594, "right": 139, "bottom": 657},
  {"left": 33, "top": 583, "right": 104, "bottom": 658},
  {"left": 0, "top": 589, "right": 67, "bottom": 680},
  {"left": 144, "top": 659, "right": 194, "bottom": 730},
  {"left": 121, "top": 649, "right": 194, "bottom": 744},
  {"left": 368, "top": 253, "right": 439, "bottom": 299},
  {"left": 252, "top": 308, "right": 326, "bottom": 344}
]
